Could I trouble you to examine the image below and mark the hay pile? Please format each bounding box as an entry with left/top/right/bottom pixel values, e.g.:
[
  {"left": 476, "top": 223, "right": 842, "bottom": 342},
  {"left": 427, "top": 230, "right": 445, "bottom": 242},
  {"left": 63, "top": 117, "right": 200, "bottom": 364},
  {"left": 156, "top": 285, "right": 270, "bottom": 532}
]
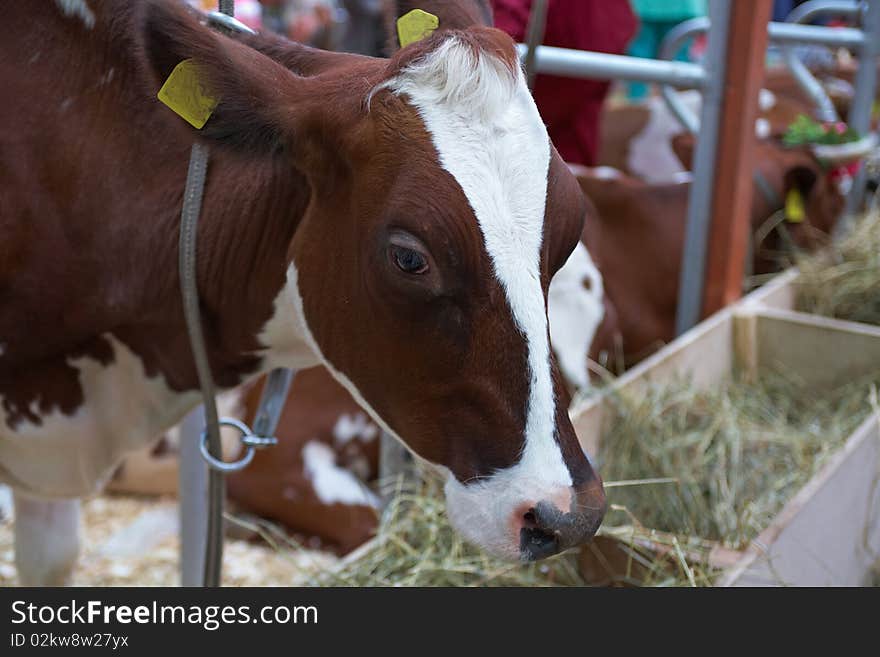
[
  {"left": 796, "top": 209, "right": 880, "bottom": 325},
  {"left": 306, "top": 475, "right": 585, "bottom": 587},
  {"left": 599, "top": 370, "right": 879, "bottom": 550},
  {"left": 0, "top": 490, "right": 337, "bottom": 587},
  {"left": 312, "top": 368, "right": 878, "bottom": 587}
]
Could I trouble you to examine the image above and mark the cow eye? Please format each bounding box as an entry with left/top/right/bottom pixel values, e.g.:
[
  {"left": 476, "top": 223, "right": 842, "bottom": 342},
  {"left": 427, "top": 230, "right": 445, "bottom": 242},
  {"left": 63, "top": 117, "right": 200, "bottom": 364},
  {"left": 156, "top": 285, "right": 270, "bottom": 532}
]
[{"left": 391, "top": 245, "right": 429, "bottom": 274}]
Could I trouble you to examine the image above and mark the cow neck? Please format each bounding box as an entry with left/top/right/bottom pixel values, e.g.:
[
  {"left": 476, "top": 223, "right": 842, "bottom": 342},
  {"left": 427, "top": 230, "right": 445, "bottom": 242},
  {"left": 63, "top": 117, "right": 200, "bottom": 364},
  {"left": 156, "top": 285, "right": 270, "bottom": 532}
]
[
  {"left": 179, "top": 148, "right": 307, "bottom": 388},
  {"left": 112, "top": 148, "right": 309, "bottom": 397}
]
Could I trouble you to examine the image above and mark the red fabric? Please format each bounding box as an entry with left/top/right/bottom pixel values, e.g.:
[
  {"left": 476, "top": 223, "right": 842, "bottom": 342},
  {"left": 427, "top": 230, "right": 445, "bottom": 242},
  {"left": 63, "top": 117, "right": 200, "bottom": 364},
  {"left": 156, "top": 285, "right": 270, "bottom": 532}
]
[{"left": 491, "top": 0, "right": 637, "bottom": 165}]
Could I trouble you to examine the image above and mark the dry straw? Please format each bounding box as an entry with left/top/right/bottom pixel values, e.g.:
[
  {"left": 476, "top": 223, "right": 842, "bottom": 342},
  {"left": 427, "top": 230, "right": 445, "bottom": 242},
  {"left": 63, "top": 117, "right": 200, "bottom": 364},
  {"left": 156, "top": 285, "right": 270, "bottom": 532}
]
[
  {"left": 599, "top": 370, "right": 878, "bottom": 550},
  {"left": 306, "top": 473, "right": 586, "bottom": 587},
  {"left": 304, "top": 368, "right": 877, "bottom": 587},
  {"left": 796, "top": 209, "right": 880, "bottom": 325}
]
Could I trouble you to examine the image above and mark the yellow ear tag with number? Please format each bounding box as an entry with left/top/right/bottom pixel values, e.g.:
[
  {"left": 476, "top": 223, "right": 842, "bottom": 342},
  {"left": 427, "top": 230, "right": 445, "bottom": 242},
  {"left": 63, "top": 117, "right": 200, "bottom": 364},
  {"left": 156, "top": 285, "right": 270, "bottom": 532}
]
[
  {"left": 157, "top": 59, "right": 218, "bottom": 129},
  {"left": 785, "top": 188, "right": 806, "bottom": 223},
  {"left": 397, "top": 9, "right": 439, "bottom": 47}
]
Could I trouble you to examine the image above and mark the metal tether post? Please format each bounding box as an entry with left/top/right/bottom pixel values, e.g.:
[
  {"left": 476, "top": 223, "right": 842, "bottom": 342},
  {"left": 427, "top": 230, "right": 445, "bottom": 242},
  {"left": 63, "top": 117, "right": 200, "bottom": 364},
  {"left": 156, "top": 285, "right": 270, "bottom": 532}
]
[
  {"left": 179, "top": 145, "right": 224, "bottom": 587},
  {"left": 180, "top": 0, "right": 294, "bottom": 588},
  {"left": 180, "top": 0, "right": 235, "bottom": 589},
  {"left": 202, "top": 0, "right": 233, "bottom": 590}
]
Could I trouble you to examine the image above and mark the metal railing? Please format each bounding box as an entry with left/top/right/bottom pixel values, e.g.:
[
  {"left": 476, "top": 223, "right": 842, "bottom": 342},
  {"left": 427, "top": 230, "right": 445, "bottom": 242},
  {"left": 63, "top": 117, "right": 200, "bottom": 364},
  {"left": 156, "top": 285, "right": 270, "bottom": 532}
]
[
  {"left": 516, "top": 0, "right": 880, "bottom": 335},
  {"left": 656, "top": 2, "right": 864, "bottom": 134}
]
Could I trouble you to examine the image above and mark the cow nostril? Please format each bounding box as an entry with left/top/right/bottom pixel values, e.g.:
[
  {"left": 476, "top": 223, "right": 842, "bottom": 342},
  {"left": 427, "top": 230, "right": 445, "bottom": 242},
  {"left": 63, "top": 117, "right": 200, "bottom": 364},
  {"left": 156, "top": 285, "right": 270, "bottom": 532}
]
[
  {"left": 517, "top": 493, "right": 605, "bottom": 560},
  {"left": 520, "top": 525, "right": 560, "bottom": 561}
]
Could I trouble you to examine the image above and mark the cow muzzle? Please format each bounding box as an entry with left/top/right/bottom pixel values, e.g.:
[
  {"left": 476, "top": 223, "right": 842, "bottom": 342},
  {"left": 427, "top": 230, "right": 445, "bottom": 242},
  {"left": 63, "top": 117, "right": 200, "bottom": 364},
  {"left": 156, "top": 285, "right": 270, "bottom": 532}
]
[
  {"left": 516, "top": 480, "right": 606, "bottom": 561},
  {"left": 442, "top": 464, "right": 607, "bottom": 561}
]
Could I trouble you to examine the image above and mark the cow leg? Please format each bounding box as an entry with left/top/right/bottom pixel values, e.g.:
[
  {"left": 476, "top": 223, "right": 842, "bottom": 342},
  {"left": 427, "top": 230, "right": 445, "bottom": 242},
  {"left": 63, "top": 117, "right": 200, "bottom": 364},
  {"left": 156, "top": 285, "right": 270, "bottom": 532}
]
[{"left": 13, "top": 492, "right": 81, "bottom": 586}]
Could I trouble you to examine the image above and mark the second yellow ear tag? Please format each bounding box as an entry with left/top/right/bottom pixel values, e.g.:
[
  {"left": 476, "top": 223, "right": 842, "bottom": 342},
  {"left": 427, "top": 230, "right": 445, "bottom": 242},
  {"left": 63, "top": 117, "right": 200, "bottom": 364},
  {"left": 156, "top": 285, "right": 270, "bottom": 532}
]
[
  {"left": 157, "top": 59, "right": 219, "bottom": 130},
  {"left": 785, "top": 188, "right": 806, "bottom": 223},
  {"left": 397, "top": 9, "right": 439, "bottom": 47}
]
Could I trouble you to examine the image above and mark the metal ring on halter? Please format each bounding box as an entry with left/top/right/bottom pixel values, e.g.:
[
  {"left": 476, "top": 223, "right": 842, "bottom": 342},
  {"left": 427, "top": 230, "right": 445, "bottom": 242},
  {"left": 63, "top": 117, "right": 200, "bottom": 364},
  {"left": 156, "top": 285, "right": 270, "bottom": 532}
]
[
  {"left": 199, "top": 417, "right": 277, "bottom": 472},
  {"left": 205, "top": 11, "right": 257, "bottom": 35}
]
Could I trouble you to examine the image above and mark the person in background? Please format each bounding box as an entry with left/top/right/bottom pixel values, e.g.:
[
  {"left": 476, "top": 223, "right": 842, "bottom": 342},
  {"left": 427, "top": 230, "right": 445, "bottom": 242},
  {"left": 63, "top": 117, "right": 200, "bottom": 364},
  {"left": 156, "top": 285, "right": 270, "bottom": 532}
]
[
  {"left": 491, "top": 0, "right": 637, "bottom": 166},
  {"left": 626, "top": 0, "right": 707, "bottom": 101}
]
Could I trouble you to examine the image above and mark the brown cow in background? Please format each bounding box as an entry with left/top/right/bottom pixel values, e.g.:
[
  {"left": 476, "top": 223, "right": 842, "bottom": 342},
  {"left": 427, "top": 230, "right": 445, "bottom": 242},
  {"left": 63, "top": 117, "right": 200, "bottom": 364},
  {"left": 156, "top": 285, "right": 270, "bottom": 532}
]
[
  {"left": 108, "top": 366, "right": 382, "bottom": 556},
  {"left": 573, "top": 138, "right": 845, "bottom": 366},
  {"left": 228, "top": 368, "right": 381, "bottom": 555}
]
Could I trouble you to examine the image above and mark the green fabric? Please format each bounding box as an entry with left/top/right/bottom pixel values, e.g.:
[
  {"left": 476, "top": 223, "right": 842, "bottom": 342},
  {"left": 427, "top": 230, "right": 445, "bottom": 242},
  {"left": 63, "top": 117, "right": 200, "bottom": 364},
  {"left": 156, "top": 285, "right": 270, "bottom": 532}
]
[
  {"left": 625, "top": 0, "right": 708, "bottom": 100},
  {"left": 630, "top": 0, "right": 707, "bottom": 21},
  {"left": 626, "top": 20, "right": 694, "bottom": 100}
]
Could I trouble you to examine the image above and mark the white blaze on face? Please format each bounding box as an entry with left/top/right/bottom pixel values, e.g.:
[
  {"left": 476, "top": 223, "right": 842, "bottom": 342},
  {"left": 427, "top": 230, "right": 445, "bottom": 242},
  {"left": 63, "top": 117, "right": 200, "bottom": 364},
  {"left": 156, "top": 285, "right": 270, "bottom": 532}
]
[
  {"left": 383, "top": 37, "right": 573, "bottom": 559},
  {"left": 548, "top": 243, "right": 604, "bottom": 391}
]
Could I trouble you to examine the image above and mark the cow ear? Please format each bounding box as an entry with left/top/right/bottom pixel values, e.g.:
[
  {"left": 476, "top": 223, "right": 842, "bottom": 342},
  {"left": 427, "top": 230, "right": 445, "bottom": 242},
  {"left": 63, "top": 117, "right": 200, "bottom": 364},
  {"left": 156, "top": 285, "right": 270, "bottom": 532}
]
[
  {"left": 671, "top": 132, "right": 696, "bottom": 170},
  {"left": 545, "top": 153, "right": 589, "bottom": 279},
  {"left": 141, "top": 0, "right": 318, "bottom": 156},
  {"left": 383, "top": 1, "right": 494, "bottom": 53}
]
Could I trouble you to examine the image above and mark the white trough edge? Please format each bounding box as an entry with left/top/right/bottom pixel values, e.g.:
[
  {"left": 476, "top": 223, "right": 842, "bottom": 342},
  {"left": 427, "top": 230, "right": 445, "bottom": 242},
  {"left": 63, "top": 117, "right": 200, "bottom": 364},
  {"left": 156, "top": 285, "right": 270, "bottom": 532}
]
[{"left": 571, "top": 268, "right": 880, "bottom": 586}]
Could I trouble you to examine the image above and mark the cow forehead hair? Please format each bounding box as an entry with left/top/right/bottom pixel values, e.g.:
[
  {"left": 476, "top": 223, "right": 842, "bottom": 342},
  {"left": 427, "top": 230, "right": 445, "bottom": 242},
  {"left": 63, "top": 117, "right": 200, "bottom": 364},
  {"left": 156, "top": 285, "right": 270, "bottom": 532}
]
[{"left": 368, "top": 31, "right": 521, "bottom": 122}]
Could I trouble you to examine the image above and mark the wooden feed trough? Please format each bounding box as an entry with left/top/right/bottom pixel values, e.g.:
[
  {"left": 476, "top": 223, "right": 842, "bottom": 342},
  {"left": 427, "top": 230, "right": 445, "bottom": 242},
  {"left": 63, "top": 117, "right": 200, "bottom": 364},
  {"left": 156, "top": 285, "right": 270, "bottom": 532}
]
[{"left": 572, "top": 270, "right": 880, "bottom": 586}]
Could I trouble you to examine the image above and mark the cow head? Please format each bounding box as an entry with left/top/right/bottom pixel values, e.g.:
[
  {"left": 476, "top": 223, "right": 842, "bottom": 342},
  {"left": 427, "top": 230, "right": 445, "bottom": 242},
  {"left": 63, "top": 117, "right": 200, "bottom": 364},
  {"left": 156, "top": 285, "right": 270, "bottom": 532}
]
[
  {"left": 672, "top": 133, "right": 845, "bottom": 271},
  {"left": 141, "top": 1, "right": 604, "bottom": 560},
  {"left": 752, "top": 142, "right": 846, "bottom": 264}
]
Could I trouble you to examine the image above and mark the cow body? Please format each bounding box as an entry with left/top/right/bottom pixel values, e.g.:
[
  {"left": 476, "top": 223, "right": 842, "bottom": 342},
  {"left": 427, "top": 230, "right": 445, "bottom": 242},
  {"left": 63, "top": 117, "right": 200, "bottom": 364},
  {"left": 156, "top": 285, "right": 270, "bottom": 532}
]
[
  {"left": 0, "top": 1, "right": 316, "bottom": 499},
  {"left": 572, "top": 170, "right": 686, "bottom": 363},
  {"left": 1, "top": 0, "right": 606, "bottom": 583}
]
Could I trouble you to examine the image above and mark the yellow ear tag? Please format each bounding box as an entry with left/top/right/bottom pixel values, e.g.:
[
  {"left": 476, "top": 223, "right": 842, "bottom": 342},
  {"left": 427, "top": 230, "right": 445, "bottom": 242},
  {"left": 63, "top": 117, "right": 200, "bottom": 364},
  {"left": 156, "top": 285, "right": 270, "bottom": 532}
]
[
  {"left": 785, "top": 188, "right": 806, "bottom": 223},
  {"left": 397, "top": 9, "right": 439, "bottom": 47},
  {"left": 157, "top": 59, "right": 219, "bottom": 130}
]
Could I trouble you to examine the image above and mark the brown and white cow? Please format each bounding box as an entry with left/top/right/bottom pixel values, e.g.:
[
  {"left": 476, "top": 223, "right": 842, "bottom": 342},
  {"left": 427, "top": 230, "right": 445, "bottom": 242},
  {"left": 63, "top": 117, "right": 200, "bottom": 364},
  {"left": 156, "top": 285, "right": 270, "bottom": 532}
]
[
  {"left": 105, "top": 367, "right": 382, "bottom": 554},
  {"left": 0, "top": 0, "right": 606, "bottom": 583},
  {"left": 569, "top": 138, "right": 845, "bottom": 365},
  {"left": 547, "top": 199, "right": 609, "bottom": 391}
]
